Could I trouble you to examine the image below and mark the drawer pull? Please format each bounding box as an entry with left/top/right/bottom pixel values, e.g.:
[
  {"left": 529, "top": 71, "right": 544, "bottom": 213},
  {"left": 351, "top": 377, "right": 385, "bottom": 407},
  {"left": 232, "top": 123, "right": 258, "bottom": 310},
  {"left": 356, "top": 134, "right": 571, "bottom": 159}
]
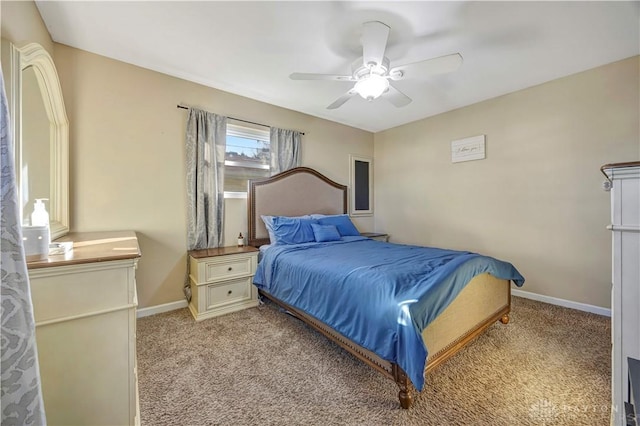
[
  {"left": 228, "top": 267, "right": 233, "bottom": 271},
  {"left": 227, "top": 290, "right": 233, "bottom": 295}
]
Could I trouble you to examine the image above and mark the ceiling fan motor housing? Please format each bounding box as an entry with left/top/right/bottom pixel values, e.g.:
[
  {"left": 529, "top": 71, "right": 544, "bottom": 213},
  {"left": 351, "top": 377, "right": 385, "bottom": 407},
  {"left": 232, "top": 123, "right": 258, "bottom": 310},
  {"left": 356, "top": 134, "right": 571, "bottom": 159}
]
[{"left": 352, "top": 56, "right": 390, "bottom": 79}]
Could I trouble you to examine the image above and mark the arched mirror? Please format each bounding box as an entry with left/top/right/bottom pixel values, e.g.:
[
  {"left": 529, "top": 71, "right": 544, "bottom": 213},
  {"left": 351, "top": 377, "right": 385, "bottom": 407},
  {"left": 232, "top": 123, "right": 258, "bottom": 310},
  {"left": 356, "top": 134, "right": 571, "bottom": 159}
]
[{"left": 8, "top": 42, "right": 69, "bottom": 240}]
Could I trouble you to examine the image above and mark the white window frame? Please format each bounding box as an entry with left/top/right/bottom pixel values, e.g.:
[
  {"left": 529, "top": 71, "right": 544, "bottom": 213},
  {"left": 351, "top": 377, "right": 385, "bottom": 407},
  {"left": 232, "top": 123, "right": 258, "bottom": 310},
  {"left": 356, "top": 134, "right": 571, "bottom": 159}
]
[{"left": 224, "top": 124, "right": 270, "bottom": 198}]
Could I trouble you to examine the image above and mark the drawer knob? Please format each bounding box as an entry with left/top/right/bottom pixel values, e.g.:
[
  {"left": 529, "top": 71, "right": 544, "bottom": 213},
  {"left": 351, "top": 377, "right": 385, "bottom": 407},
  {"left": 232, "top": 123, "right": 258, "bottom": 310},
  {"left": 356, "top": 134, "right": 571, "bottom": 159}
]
[
  {"left": 227, "top": 290, "right": 233, "bottom": 295},
  {"left": 228, "top": 267, "right": 233, "bottom": 271}
]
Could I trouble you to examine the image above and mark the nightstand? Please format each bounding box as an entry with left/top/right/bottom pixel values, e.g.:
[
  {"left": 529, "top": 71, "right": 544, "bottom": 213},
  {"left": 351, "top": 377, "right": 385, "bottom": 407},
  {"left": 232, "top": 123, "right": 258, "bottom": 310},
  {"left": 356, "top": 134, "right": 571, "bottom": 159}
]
[
  {"left": 361, "top": 232, "right": 389, "bottom": 242},
  {"left": 188, "top": 246, "right": 259, "bottom": 321}
]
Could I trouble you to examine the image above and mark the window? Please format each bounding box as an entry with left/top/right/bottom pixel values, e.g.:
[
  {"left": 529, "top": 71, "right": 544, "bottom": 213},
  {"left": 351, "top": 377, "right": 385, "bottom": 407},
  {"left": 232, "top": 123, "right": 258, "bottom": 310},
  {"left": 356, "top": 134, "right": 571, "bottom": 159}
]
[{"left": 224, "top": 124, "right": 270, "bottom": 198}]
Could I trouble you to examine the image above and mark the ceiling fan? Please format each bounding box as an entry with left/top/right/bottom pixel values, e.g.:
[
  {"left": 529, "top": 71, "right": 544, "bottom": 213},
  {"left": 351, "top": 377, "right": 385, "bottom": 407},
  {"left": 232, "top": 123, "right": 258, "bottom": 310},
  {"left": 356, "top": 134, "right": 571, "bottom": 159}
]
[{"left": 290, "top": 21, "right": 463, "bottom": 110}]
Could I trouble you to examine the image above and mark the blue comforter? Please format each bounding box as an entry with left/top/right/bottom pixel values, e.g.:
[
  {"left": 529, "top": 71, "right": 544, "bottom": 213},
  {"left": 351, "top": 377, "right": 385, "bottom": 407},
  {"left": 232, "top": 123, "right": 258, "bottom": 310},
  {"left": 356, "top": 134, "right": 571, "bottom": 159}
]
[{"left": 253, "top": 236, "right": 525, "bottom": 391}]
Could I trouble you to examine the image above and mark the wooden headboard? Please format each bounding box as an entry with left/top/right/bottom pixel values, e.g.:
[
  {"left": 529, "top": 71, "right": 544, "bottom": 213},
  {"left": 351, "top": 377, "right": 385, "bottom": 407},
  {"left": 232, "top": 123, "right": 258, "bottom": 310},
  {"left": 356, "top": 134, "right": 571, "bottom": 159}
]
[{"left": 247, "top": 167, "right": 347, "bottom": 247}]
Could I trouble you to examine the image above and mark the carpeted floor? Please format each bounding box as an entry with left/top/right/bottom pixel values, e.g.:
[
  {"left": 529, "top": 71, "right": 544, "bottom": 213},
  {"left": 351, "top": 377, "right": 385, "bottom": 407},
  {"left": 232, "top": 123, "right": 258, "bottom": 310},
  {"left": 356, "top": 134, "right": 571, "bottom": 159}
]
[{"left": 137, "top": 296, "right": 610, "bottom": 425}]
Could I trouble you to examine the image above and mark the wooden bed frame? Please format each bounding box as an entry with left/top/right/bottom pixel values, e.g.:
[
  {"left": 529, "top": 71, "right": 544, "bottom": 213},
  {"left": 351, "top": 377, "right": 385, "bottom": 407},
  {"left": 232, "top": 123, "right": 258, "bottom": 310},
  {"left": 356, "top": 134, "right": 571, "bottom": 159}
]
[{"left": 248, "top": 167, "right": 511, "bottom": 409}]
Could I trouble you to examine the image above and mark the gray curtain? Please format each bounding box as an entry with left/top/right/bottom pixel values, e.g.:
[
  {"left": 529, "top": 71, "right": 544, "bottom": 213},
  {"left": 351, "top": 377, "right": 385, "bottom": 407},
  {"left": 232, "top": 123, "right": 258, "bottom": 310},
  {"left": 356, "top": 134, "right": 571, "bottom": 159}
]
[
  {"left": 1, "top": 69, "right": 46, "bottom": 425},
  {"left": 269, "top": 127, "right": 301, "bottom": 175},
  {"left": 185, "top": 108, "right": 227, "bottom": 250}
]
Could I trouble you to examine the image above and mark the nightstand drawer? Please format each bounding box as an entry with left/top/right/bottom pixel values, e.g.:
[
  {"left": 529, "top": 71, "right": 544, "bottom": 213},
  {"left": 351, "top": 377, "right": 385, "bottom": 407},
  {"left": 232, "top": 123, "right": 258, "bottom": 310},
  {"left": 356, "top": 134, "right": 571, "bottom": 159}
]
[
  {"left": 199, "top": 255, "right": 254, "bottom": 282},
  {"left": 206, "top": 277, "right": 253, "bottom": 310}
]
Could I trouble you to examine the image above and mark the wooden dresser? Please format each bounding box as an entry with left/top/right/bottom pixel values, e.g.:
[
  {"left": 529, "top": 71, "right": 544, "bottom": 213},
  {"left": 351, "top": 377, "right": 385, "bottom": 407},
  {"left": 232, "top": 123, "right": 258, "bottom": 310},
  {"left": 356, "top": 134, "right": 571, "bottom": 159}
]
[
  {"left": 602, "top": 162, "right": 640, "bottom": 426},
  {"left": 27, "top": 231, "right": 141, "bottom": 426}
]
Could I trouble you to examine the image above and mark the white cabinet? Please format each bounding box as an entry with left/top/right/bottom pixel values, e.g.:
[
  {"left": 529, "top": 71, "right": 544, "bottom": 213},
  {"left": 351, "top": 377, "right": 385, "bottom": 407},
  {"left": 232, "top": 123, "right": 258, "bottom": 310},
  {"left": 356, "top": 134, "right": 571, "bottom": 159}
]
[
  {"left": 28, "top": 231, "right": 141, "bottom": 426},
  {"left": 188, "top": 246, "right": 259, "bottom": 321},
  {"left": 603, "top": 162, "right": 640, "bottom": 426}
]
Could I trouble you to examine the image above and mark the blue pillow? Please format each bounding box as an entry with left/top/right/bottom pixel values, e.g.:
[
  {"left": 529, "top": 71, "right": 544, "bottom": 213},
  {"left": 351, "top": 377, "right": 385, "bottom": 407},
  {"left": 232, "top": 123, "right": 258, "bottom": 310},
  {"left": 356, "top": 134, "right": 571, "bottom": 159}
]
[
  {"left": 262, "top": 215, "right": 310, "bottom": 244},
  {"left": 316, "top": 214, "right": 360, "bottom": 236},
  {"left": 261, "top": 215, "right": 277, "bottom": 243},
  {"left": 270, "top": 216, "right": 317, "bottom": 245},
  {"left": 311, "top": 223, "right": 342, "bottom": 242}
]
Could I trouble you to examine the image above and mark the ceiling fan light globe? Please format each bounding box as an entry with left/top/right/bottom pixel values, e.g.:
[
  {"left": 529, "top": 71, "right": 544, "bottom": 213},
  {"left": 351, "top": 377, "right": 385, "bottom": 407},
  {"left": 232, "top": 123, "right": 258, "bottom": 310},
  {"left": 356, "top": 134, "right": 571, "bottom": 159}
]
[{"left": 354, "top": 74, "right": 389, "bottom": 100}]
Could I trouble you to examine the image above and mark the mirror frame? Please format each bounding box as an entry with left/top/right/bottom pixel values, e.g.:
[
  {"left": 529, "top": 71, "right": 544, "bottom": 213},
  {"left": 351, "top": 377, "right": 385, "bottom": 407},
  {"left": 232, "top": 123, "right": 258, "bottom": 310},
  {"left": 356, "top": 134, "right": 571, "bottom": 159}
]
[
  {"left": 8, "top": 42, "right": 69, "bottom": 239},
  {"left": 349, "top": 154, "right": 373, "bottom": 217}
]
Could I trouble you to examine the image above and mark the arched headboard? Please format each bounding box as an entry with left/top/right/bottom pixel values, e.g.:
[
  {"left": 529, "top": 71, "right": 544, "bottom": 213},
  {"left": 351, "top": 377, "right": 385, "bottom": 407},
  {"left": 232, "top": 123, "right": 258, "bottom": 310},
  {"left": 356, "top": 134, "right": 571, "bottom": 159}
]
[{"left": 247, "top": 167, "right": 347, "bottom": 246}]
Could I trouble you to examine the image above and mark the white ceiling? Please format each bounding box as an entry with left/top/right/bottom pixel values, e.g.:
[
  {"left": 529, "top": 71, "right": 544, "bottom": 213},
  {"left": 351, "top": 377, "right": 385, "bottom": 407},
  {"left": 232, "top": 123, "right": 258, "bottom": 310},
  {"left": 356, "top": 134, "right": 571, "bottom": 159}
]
[{"left": 36, "top": 1, "right": 639, "bottom": 133}]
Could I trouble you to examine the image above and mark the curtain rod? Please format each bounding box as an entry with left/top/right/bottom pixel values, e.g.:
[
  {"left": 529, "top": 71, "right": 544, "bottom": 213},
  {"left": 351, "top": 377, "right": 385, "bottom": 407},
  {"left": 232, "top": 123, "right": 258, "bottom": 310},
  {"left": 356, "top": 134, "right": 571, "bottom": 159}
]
[{"left": 176, "top": 104, "right": 305, "bottom": 135}]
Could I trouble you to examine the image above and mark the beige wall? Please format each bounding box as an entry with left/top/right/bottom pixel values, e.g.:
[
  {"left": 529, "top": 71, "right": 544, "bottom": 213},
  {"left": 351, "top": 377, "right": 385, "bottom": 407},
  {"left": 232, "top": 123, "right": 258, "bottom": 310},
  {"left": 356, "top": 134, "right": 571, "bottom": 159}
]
[
  {"left": 375, "top": 56, "right": 640, "bottom": 309},
  {"left": 1, "top": 0, "right": 54, "bottom": 104},
  {"left": 52, "top": 44, "right": 373, "bottom": 308},
  {"left": 1, "top": 1, "right": 54, "bottom": 55}
]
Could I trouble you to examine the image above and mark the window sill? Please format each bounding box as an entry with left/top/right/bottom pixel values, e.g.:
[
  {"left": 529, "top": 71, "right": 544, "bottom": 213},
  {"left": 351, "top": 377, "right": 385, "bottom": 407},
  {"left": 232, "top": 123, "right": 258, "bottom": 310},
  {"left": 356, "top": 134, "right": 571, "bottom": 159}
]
[{"left": 224, "top": 192, "right": 248, "bottom": 199}]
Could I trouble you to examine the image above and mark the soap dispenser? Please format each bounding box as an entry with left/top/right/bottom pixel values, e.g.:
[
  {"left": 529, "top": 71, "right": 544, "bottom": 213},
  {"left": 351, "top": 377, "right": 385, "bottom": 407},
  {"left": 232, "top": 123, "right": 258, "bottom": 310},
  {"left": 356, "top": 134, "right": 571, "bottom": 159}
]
[
  {"left": 22, "top": 199, "right": 51, "bottom": 261},
  {"left": 31, "top": 198, "right": 50, "bottom": 227},
  {"left": 31, "top": 198, "right": 51, "bottom": 247}
]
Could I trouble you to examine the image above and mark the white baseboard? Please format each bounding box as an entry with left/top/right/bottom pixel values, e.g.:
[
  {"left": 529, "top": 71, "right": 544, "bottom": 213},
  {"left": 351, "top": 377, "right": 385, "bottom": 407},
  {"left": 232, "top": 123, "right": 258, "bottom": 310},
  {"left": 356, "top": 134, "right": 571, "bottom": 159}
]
[
  {"left": 137, "top": 300, "right": 188, "bottom": 318},
  {"left": 512, "top": 289, "right": 611, "bottom": 317}
]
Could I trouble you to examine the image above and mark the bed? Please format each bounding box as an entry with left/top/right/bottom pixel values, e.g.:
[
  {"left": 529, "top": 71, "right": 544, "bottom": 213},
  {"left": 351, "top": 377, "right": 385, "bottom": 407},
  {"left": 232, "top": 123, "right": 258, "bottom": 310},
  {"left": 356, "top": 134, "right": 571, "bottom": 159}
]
[{"left": 248, "top": 167, "right": 524, "bottom": 409}]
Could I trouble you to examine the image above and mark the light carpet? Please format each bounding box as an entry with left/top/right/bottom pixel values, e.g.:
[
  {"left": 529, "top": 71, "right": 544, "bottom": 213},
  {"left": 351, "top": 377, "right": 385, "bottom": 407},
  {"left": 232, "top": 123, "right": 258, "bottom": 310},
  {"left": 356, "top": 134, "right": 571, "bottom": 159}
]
[{"left": 137, "top": 296, "right": 610, "bottom": 425}]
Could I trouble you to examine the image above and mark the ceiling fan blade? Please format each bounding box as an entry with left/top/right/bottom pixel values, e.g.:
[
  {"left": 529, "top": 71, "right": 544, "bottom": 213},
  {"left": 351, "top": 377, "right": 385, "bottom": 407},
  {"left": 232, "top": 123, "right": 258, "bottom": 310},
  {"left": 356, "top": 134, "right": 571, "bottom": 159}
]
[
  {"left": 390, "top": 53, "right": 463, "bottom": 79},
  {"left": 385, "top": 83, "right": 412, "bottom": 108},
  {"left": 327, "top": 91, "right": 356, "bottom": 110},
  {"left": 362, "top": 21, "right": 390, "bottom": 68},
  {"left": 290, "top": 73, "right": 355, "bottom": 81}
]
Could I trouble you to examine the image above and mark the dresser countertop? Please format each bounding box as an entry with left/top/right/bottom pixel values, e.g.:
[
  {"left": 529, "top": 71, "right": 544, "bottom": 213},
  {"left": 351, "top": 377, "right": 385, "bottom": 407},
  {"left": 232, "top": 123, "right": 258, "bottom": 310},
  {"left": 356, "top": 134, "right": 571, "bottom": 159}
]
[
  {"left": 27, "top": 231, "right": 141, "bottom": 270},
  {"left": 601, "top": 161, "right": 640, "bottom": 170}
]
